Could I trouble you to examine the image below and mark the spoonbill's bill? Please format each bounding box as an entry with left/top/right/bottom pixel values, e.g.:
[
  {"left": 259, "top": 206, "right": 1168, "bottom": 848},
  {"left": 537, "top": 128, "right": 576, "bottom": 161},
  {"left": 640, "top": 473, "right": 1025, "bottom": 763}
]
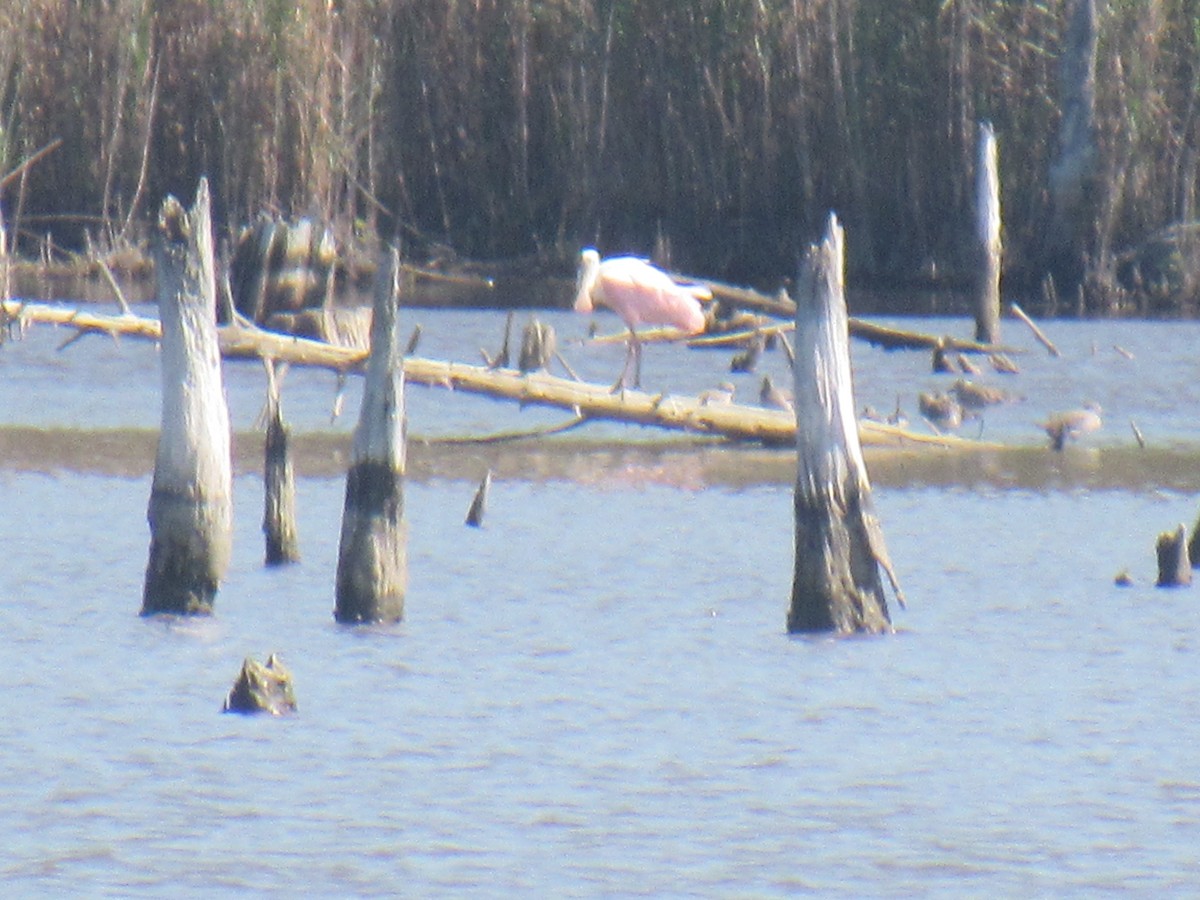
[{"left": 574, "top": 248, "right": 710, "bottom": 390}]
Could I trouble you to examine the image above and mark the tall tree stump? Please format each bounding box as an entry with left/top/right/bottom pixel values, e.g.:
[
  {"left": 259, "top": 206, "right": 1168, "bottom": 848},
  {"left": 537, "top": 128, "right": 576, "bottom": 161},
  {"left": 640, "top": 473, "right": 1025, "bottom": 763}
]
[
  {"left": 974, "top": 121, "right": 1002, "bottom": 345},
  {"left": 1156, "top": 525, "right": 1191, "bottom": 588},
  {"left": 789, "top": 214, "right": 903, "bottom": 634},
  {"left": 334, "top": 250, "right": 407, "bottom": 624},
  {"left": 141, "top": 180, "right": 233, "bottom": 616},
  {"left": 263, "top": 362, "right": 300, "bottom": 566},
  {"left": 1046, "top": 0, "right": 1099, "bottom": 295}
]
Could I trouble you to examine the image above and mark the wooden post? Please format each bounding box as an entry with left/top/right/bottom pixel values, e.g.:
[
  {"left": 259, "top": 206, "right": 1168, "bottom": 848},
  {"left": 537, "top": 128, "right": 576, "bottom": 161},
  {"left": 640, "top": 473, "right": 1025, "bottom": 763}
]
[
  {"left": 141, "top": 179, "right": 233, "bottom": 616},
  {"left": 974, "top": 121, "right": 1002, "bottom": 345},
  {"left": 1156, "top": 525, "right": 1191, "bottom": 588},
  {"left": 789, "top": 213, "right": 904, "bottom": 634},
  {"left": 263, "top": 362, "right": 300, "bottom": 566},
  {"left": 334, "top": 249, "right": 407, "bottom": 624}
]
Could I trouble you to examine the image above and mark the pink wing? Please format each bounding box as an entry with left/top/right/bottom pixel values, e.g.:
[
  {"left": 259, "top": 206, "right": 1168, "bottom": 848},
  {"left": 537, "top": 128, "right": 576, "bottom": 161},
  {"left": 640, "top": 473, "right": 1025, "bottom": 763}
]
[{"left": 600, "top": 258, "right": 708, "bottom": 333}]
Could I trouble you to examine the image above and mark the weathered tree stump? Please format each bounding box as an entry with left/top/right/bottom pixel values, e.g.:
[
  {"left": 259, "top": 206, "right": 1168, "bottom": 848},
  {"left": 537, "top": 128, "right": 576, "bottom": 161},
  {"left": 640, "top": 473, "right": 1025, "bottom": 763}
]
[
  {"left": 1046, "top": 0, "right": 1099, "bottom": 295},
  {"left": 334, "top": 249, "right": 407, "bottom": 624},
  {"left": 974, "top": 121, "right": 1002, "bottom": 345},
  {"left": 1157, "top": 524, "right": 1191, "bottom": 588},
  {"left": 518, "top": 317, "right": 555, "bottom": 373},
  {"left": 263, "top": 362, "right": 300, "bottom": 566},
  {"left": 789, "top": 214, "right": 904, "bottom": 634},
  {"left": 223, "top": 654, "right": 297, "bottom": 715},
  {"left": 1187, "top": 511, "right": 1200, "bottom": 568},
  {"left": 227, "top": 216, "right": 336, "bottom": 325},
  {"left": 141, "top": 179, "right": 233, "bottom": 616}
]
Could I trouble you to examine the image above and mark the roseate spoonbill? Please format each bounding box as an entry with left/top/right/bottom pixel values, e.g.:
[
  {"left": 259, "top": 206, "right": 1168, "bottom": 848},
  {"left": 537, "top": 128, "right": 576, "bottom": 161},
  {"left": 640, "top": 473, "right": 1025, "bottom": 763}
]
[
  {"left": 574, "top": 248, "right": 711, "bottom": 390},
  {"left": 1040, "top": 402, "right": 1102, "bottom": 451}
]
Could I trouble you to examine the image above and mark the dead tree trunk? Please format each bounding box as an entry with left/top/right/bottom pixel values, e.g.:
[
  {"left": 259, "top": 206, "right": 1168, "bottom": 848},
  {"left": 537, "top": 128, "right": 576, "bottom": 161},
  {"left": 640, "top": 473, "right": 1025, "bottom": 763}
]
[
  {"left": 141, "top": 179, "right": 233, "bottom": 616},
  {"left": 789, "top": 213, "right": 903, "bottom": 634},
  {"left": 334, "top": 249, "right": 407, "bottom": 623},
  {"left": 974, "top": 122, "right": 1002, "bottom": 345},
  {"left": 1046, "top": 0, "right": 1099, "bottom": 296},
  {"left": 263, "top": 362, "right": 299, "bottom": 566}
]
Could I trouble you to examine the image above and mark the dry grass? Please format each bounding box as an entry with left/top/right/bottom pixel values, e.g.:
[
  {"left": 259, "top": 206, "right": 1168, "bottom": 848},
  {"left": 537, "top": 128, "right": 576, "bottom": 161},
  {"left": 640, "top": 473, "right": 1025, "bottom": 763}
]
[{"left": 0, "top": 2, "right": 1197, "bottom": 307}]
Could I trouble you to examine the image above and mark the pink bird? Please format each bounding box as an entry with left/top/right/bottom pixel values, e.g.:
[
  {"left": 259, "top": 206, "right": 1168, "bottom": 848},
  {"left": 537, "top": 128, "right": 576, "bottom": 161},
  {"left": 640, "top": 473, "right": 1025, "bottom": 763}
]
[{"left": 574, "top": 247, "right": 711, "bottom": 390}]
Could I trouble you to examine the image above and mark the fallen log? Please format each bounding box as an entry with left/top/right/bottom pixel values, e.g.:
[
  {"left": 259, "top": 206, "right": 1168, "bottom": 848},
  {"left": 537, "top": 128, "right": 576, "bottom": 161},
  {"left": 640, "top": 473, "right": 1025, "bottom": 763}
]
[{"left": 0, "top": 299, "right": 989, "bottom": 448}]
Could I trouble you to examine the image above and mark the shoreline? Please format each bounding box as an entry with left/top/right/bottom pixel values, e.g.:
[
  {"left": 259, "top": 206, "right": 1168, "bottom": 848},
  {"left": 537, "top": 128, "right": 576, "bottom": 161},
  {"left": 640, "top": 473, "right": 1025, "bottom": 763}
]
[{"left": 2, "top": 424, "right": 1195, "bottom": 491}]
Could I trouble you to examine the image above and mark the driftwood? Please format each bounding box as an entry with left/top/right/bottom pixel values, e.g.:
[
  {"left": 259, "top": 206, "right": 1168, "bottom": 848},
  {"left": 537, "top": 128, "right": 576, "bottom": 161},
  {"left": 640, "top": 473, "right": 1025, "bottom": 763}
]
[
  {"left": 334, "top": 250, "right": 407, "bottom": 624},
  {"left": 974, "top": 122, "right": 1002, "bottom": 345},
  {"left": 789, "top": 214, "right": 902, "bottom": 634},
  {"left": 1009, "top": 302, "right": 1061, "bottom": 357},
  {"left": 141, "top": 179, "right": 233, "bottom": 616}
]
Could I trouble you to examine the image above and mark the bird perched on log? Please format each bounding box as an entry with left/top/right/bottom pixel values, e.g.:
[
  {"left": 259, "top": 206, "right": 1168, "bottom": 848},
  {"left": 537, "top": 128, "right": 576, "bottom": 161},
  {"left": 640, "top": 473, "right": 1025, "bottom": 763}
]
[
  {"left": 730, "top": 332, "right": 765, "bottom": 373},
  {"left": 1040, "top": 402, "right": 1102, "bottom": 451},
  {"left": 918, "top": 390, "right": 963, "bottom": 432},
  {"left": 759, "top": 374, "right": 794, "bottom": 414},
  {"left": 574, "top": 248, "right": 711, "bottom": 390}
]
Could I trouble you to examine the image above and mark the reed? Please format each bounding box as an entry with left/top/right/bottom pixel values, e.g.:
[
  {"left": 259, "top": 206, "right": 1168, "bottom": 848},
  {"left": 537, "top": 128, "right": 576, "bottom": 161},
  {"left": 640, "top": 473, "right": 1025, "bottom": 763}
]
[{"left": 0, "top": 2, "right": 1197, "bottom": 309}]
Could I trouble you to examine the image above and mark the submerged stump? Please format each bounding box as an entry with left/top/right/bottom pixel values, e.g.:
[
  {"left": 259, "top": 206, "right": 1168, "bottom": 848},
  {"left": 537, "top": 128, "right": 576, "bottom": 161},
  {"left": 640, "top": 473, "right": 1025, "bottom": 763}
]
[
  {"left": 789, "top": 214, "right": 904, "bottom": 634},
  {"left": 334, "top": 250, "right": 407, "bottom": 624},
  {"left": 1156, "top": 524, "right": 1191, "bottom": 588},
  {"left": 141, "top": 179, "right": 232, "bottom": 616},
  {"left": 223, "top": 654, "right": 297, "bottom": 715}
]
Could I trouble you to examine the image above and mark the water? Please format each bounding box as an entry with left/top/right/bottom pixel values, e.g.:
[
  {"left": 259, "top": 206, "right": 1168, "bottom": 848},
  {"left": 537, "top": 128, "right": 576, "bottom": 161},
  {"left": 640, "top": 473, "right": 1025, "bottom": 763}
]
[{"left": 2, "top": 304, "right": 1200, "bottom": 896}]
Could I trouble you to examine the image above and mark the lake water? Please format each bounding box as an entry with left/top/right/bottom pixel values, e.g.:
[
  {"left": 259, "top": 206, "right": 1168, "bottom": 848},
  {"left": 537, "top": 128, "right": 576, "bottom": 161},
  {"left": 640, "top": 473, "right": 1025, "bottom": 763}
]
[{"left": 2, "top": 303, "right": 1200, "bottom": 896}]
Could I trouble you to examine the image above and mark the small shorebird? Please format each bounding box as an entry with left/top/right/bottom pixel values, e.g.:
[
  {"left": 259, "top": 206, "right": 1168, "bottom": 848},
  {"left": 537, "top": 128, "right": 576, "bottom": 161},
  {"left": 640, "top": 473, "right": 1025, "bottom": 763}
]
[
  {"left": 950, "top": 378, "right": 1021, "bottom": 414},
  {"left": 1040, "top": 402, "right": 1103, "bottom": 451},
  {"left": 759, "top": 375, "right": 794, "bottom": 414},
  {"left": 918, "top": 391, "right": 963, "bottom": 432}
]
